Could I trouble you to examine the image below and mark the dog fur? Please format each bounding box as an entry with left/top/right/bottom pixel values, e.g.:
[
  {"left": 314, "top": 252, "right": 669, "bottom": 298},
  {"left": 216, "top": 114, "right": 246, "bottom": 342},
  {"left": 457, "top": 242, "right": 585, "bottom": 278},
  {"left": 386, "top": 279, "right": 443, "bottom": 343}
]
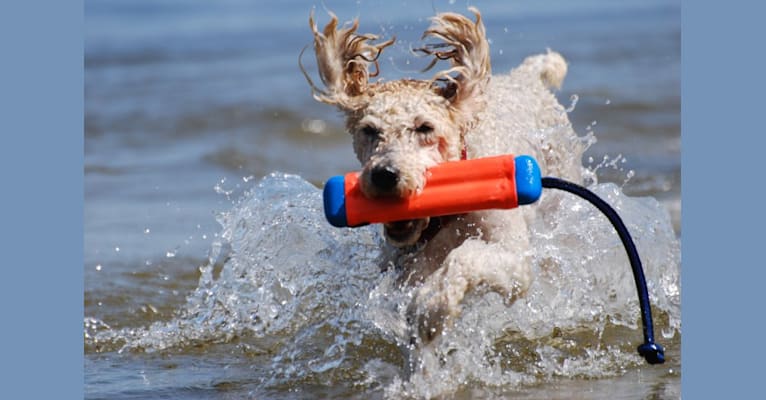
[{"left": 303, "top": 8, "right": 584, "bottom": 345}]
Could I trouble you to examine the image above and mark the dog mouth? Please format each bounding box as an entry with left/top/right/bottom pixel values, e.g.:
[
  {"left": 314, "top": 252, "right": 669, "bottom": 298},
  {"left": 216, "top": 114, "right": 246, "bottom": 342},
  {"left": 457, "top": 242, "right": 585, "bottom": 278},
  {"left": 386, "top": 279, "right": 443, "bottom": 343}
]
[{"left": 384, "top": 218, "right": 429, "bottom": 246}]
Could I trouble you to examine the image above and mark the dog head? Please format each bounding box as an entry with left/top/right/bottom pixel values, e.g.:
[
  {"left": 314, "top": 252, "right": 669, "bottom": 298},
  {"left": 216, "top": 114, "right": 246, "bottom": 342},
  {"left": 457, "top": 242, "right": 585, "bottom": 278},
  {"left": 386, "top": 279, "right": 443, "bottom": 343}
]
[{"left": 304, "top": 8, "right": 491, "bottom": 246}]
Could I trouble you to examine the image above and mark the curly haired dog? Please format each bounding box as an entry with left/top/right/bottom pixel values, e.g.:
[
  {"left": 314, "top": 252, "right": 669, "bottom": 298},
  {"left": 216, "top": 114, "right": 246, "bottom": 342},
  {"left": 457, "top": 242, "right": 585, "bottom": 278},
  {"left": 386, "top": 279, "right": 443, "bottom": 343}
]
[{"left": 303, "top": 8, "right": 584, "bottom": 344}]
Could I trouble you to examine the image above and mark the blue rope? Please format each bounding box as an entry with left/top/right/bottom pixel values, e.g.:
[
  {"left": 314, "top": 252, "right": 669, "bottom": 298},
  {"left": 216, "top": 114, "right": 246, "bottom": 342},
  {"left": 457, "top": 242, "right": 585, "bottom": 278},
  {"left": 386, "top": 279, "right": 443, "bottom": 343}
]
[{"left": 541, "top": 177, "right": 665, "bottom": 364}]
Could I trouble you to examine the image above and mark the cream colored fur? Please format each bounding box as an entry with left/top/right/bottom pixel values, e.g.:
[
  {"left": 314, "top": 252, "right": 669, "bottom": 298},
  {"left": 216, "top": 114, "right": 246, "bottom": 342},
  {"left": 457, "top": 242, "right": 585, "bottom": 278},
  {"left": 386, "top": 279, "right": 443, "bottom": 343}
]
[{"left": 304, "top": 8, "right": 584, "bottom": 344}]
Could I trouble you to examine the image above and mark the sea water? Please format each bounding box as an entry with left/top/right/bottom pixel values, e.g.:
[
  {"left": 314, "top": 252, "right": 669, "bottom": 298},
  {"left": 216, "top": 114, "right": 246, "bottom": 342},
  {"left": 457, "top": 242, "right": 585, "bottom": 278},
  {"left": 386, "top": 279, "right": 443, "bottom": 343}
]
[{"left": 85, "top": 1, "right": 680, "bottom": 398}]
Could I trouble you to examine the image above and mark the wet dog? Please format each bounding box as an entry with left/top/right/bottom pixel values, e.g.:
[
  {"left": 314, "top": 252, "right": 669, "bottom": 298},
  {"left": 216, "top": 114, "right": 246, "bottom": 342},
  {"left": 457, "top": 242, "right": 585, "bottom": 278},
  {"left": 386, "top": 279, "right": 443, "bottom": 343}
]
[{"left": 303, "top": 7, "right": 584, "bottom": 345}]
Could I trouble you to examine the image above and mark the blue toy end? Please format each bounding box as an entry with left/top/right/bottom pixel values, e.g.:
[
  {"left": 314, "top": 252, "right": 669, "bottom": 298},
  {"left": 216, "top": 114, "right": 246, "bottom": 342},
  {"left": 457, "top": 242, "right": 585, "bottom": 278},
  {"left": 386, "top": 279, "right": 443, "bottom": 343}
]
[
  {"left": 515, "top": 155, "right": 542, "bottom": 205},
  {"left": 637, "top": 342, "right": 666, "bottom": 365},
  {"left": 323, "top": 175, "right": 348, "bottom": 227}
]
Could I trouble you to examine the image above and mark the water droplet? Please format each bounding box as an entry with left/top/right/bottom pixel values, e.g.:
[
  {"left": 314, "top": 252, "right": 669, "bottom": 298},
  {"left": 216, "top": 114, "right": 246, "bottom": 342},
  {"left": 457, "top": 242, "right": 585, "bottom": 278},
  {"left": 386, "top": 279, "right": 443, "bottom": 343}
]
[
  {"left": 605, "top": 98, "right": 611, "bottom": 105},
  {"left": 301, "top": 119, "right": 327, "bottom": 135},
  {"left": 114, "top": 247, "right": 120, "bottom": 252},
  {"left": 622, "top": 170, "right": 636, "bottom": 188},
  {"left": 565, "top": 94, "right": 579, "bottom": 112},
  {"left": 95, "top": 264, "right": 102, "bottom": 271},
  {"left": 144, "top": 228, "right": 151, "bottom": 234},
  {"left": 166, "top": 251, "right": 176, "bottom": 258},
  {"left": 661, "top": 326, "right": 675, "bottom": 339}
]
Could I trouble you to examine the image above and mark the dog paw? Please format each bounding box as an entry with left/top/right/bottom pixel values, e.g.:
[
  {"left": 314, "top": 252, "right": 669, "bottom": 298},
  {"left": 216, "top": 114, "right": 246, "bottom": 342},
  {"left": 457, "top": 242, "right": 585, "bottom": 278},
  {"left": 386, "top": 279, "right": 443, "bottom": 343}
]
[{"left": 407, "top": 287, "right": 458, "bottom": 345}]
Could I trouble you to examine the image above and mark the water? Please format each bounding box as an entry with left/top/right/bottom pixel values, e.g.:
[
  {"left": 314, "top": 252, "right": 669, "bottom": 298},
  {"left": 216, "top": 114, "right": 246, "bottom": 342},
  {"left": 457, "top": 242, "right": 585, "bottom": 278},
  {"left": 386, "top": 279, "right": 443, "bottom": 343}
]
[{"left": 85, "top": 1, "right": 681, "bottom": 398}]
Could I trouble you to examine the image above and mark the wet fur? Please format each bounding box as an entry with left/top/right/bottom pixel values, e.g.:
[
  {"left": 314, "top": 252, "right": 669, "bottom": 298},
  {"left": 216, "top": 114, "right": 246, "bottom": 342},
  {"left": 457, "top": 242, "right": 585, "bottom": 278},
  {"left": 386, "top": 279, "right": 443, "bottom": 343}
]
[{"left": 304, "top": 8, "right": 584, "bottom": 345}]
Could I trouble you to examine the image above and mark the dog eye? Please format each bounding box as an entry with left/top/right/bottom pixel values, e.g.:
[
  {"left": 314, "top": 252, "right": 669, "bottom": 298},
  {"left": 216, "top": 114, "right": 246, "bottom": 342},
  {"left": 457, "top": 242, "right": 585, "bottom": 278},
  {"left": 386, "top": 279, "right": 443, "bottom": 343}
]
[
  {"left": 415, "top": 122, "right": 434, "bottom": 134},
  {"left": 362, "top": 125, "right": 381, "bottom": 138}
]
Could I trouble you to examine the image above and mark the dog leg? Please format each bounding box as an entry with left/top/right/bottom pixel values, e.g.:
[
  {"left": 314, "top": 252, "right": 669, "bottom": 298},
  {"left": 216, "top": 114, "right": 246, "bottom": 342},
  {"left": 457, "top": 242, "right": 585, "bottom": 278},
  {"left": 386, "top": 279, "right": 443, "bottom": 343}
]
[{"left": 408, "top": 232, "right": 531, "bottom": 344}]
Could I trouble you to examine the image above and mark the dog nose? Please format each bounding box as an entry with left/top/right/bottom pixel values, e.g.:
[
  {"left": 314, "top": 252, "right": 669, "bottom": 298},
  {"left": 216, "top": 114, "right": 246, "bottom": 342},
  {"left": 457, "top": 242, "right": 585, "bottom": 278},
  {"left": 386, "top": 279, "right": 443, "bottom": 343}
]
[{"left": 370, "top": 166, "right": 399, "bottom": 192}]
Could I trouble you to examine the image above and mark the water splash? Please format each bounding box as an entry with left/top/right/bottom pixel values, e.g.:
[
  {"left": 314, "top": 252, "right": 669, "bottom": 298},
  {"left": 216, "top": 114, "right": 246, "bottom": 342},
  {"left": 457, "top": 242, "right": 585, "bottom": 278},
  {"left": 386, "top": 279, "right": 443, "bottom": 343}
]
[
  {"left": 565, "top": 94, "right": 579, "bottom": 113},
  {"left": 85, "top": 167, "right": 680, "bottom": 397}
]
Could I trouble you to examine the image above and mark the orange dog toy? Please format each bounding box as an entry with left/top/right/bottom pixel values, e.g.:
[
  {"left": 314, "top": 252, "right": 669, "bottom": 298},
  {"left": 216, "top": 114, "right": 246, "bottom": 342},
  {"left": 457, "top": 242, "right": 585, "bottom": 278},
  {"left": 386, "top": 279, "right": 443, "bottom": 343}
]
[{"left": 323, "top": 155, "right": 542, "bottom": 227}]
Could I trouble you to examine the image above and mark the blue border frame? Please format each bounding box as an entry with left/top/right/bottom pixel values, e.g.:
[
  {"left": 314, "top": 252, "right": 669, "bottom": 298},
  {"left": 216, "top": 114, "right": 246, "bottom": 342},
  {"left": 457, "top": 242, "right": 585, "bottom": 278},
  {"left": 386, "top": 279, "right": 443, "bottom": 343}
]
[
  {"left": 1, "top": 0, "right": 83, "bottom": 397},
  {"left": 682, "top": 1, "right": 766, "bottom": 398}
]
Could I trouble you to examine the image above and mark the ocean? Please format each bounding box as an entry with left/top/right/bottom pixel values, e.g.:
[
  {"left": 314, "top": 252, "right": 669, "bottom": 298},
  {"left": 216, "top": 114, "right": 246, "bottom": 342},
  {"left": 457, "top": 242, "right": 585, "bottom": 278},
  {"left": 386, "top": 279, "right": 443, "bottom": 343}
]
[{"left": 84, "top": 1, "right": 681, "bottom": 398}]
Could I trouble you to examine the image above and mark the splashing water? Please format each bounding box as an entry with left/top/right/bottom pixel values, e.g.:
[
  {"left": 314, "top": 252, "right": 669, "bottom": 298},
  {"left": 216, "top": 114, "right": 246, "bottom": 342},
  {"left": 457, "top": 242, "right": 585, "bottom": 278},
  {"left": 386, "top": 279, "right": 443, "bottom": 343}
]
[
  {"left": 565, "top": 94, "right": 579, "bottom": 113},
  {"left": 85, "top": 56, "right": 679, "bottom": 396},
  {"left": 84, "top": 60, "right": 680, "bottom": 394},
  {"left": 85, "top": 160, "right": 680, "bottom": 398}
]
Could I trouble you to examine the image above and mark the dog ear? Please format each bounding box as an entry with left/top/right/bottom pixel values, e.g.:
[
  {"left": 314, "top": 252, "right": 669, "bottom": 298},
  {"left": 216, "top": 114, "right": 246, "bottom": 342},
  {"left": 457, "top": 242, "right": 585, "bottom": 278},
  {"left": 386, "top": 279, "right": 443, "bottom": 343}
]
[
  {"left": 418, "top": 7, "right": 490, "bottom": 126},
  {"left": 302, "top": 11, "right": 394, "bottom": 110}
]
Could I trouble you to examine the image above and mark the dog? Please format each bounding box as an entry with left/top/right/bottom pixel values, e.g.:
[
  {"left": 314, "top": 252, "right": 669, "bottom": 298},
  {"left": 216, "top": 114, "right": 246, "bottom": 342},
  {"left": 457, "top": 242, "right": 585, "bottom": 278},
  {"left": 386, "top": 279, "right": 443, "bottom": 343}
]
[{"left": 303, "top": 7, "right": 585, "bottom": 345}]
